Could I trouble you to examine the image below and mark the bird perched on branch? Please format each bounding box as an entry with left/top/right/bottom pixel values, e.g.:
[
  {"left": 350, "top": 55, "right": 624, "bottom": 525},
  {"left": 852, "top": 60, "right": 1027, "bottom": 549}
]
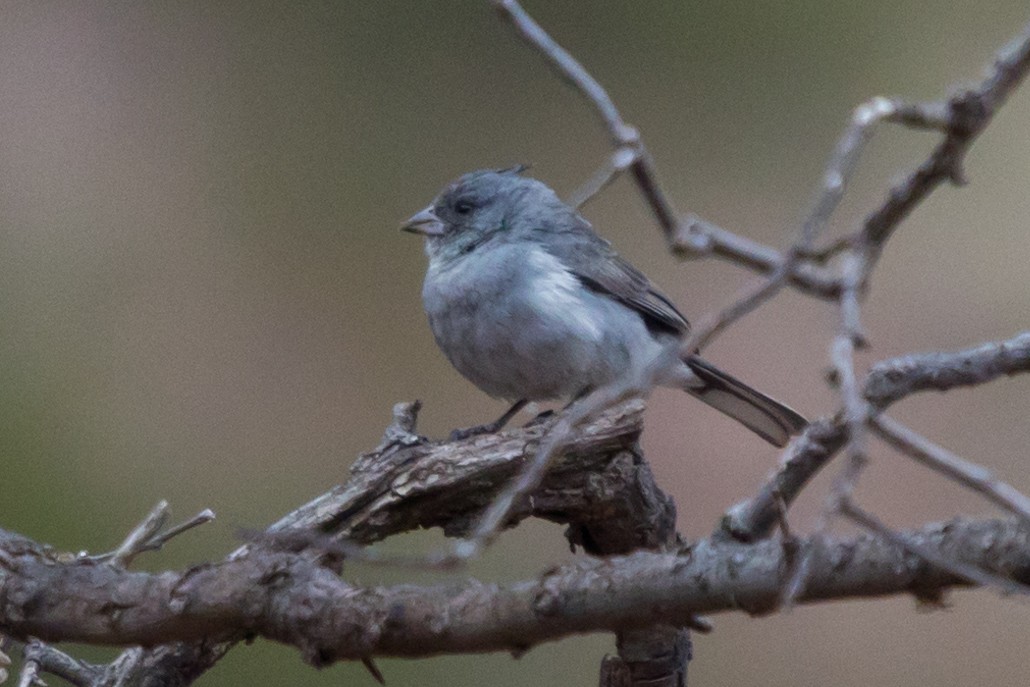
[{"left": 402, "top": 167, "right": 806, "bottom": 446}]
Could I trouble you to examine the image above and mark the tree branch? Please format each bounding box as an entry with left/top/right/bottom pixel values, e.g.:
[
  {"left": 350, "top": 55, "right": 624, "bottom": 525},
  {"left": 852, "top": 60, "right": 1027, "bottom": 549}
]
[
  {"left": 489, "top": 0, "right": 682, "bottom": 245},
  {"left": 864, "top": 331, "right": 1030, "bottom": 408},
  {"left": 862, "top": 21, "right": 1030, "bottom": 253},
  {"left": 1, "top": 519, "right": 1027, "bottom": 662},
  {"left": 721, "top": 331, "right": 1030, "bottom": 542}
]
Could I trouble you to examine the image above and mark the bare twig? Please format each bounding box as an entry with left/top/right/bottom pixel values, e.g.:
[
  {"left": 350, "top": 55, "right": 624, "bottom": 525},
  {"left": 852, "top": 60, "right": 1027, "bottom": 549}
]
[
  {"left": 459, "top": 368, "right": 658, "bottom": 559},
  {"left": 884, "top": 100, "right": 952, "bottom": 132},
  {"left": 490, "top": 0, "right": 634, "bottom": 146},
  {"left": 722, "top": 331, "right": 1030, "bottom": 543},
  {"left": 374, "top": 400, "right": 424, "bottom": 452},
  {"left": 88, "top": 506, "right": 215, "bottom": 565},
  {"left": 15, "top": 658, "right": 40, "bottom": 687},
  {"left": 827, "top": 250, "right": 871, "bottom": 505},
  {"left": 106, "top": 501, "right": 169, "bottom": 568},
  {"left": 783, "top": 247, "right": 871, "bottom": 606},
  {"left": 142, "top": 509, "right": 216, "bottom": 553},
  {"left": 679, "top": 22, "right": 1029, "bottom": 354},
  {"left": 683, "top": 265, "right": 795, "bottom": 354},
  {"left": 21, "top": 642, "right": 100, "bottom": 687},
  {"left": 864, "top": 330, "right": 1030, "bottom": 407},
  {"left": 715, "top": 20, "right": 1030, "bottom": 592},
  {"left": 720, "top": 418, "right": 848, "bottom": 542},
  {"left": 568, "top": 148, "right": 637, "bottom": 209},
  {"left": 683, "top": 95, "right": 906, "bottom": 353},
  {"left": 840, "top": 499, "right": 1029, "bottom": 596},
  {"left": 489, "top": 0, "right": 681, "bottom": 240},
  {"left": 673, "top": 216, "right": 843, "bottom": 298},
  {"left": 862, "top": 22, "right": 1030, "bottom": 255},
  {"left": 871, "top": 414, "right": 1030, "bottom": 527}
]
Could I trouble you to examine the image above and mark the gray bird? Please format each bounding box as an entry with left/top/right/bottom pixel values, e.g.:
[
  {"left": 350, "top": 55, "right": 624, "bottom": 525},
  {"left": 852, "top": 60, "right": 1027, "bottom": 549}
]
[{"left": 402, "top": 167, "right": 806, "bottom": 446}]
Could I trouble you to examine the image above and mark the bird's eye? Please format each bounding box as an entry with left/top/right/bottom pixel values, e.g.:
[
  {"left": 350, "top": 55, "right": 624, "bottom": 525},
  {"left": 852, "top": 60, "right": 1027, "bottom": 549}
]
[{"left": 454, "top": 198, "right": 475, "bottom": 215}]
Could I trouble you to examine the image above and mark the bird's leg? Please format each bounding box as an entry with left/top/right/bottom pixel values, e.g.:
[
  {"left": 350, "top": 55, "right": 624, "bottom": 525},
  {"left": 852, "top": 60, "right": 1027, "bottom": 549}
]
[
  {"left": 563, "top": 388, "right": 591, "bottom": 410},
  {"left": 524, "top": 387, "right": 590, "bottom": 427},
  {"left": 522, "top": 409, "right": 554, "bottom": 427},
  {"left": 448, "top": 399, "right": 528, "bottom": 441}
]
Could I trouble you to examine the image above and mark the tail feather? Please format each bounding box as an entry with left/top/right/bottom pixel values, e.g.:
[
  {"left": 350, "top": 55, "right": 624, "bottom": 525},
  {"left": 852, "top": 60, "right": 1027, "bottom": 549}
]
[{"left": 683, "top": 356, "right": 807, "bottom": 447}]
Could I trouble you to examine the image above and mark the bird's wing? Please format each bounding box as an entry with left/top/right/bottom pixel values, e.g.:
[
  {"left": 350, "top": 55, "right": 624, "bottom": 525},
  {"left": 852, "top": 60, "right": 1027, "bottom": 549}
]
[{"left": 537, "top": 218, "right": 690, "bottom": 336}]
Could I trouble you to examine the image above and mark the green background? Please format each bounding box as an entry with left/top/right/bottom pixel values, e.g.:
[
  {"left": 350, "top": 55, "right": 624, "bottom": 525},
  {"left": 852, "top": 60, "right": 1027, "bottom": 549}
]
[{"left": 2, "top": 2, "right": 1029, "bottom": 685}]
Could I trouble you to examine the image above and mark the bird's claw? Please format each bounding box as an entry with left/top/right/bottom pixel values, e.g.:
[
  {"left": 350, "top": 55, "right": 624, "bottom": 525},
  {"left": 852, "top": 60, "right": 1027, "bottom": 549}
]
[
  {"left": 522, "top": 409, "right": 555, "bottom": 427},
  {"left": 448, "top": 423, "right": 500, "bottom": 442}
]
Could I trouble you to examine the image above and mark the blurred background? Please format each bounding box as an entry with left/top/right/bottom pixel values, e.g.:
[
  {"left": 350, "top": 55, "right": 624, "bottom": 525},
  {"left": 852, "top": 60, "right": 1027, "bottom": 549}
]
[{"left": 2, "top": 1, "right": 1029, "bottom": 685}]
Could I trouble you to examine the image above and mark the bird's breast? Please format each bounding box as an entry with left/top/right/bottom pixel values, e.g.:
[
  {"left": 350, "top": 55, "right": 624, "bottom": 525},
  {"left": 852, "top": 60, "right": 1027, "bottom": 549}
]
[{"left": 421, "top": 245, "right": 617, "bottom": 400}]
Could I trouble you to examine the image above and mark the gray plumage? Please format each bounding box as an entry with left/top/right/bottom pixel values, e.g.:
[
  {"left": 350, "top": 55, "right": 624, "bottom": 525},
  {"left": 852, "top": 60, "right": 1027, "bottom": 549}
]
[{"left": 402, "top": 168, "right": 806, "bottom": 447}]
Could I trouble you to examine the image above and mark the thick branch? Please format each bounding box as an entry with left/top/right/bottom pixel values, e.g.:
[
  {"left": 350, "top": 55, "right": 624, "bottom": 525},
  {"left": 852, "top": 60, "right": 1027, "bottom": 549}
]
[
  {"left": 267, "top": 400, "right": 646, "bottom": 543},
  {"left": 6, "top": 330, "right": 1026, "bottom": 681},
  {"left": 1, "top": 519, "right": 1027, "bottom": 662}
]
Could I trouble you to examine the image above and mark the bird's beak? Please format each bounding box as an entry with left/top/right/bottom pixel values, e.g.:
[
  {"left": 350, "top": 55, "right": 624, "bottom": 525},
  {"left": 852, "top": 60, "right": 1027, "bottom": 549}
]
[{"left": 401, "top": 205, "right": 445, "bottom": 237}]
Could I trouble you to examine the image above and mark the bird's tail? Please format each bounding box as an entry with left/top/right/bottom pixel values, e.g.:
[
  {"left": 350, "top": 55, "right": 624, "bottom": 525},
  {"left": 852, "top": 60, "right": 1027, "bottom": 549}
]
[{"left": 681, "top": 356, "right": 807, "bottom": 447}]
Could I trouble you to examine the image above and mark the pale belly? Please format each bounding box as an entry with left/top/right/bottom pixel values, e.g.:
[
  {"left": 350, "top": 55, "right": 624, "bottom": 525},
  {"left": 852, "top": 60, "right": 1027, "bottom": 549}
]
[{"left": 422, "top": 245, "right": 666, "bottom": 401}]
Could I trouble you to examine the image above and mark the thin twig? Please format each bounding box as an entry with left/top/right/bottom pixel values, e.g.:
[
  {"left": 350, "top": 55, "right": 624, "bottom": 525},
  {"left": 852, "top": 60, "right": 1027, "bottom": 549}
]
[
  {"left": 458, "top": 364, "right": 659, "bottom": 559},
  {"left": 720, "top": 418, "right": 848, "bottom": 542},
  {"left": 141, "top": 509, "right": 216, "bottom": 553},
  {"left": 683, "top": 265, "right": 795, "bottom": 354},
  {"left": 840, "top": 498, "right": 1029, "bottom": 596},
  {"left": 107, "top": 501, "right": 169, "bottom": 568},
  {"left": 723, "top": 331, "right": 1030, "bottom": 543},
  {"left": 490, "top": 0, "right": 634, "bottom": 146},
  {"left": 864, "top": 330, "right": 1030, "bottom": 408},
  {"left": 21, "top": 642, "right": 101, "bottom": 687},
  {"left": 684, "top": 95, "right": 899, "bottom": 353},
  {"left": 884, "top": 100, "right": 953, "bottom": 132},
  {"left": 685, "top": 22, "right": 1030, "bottom": 353},
  {"left": 673, "top": 216, "right": 843, "bottom": 298},
  {"left": 829, "top": 250, "right": 871, "bottom": 496},
  {"left": 862, "top": 22, "right": 1030, "bottom": 255},
  {"left": 871, "top": 414, "right": 1030, "bottom": 528},
  {"left": 489, "top": 0, "right": 681, "bottom": 239},
  {"left": 568, "top": 147, "right": 636, "bottom": 210},
  {"left": 805, "top": 98, "right": 901, "bottom": 245},
  {"left": 0, "top": 641, "right": 9, "bottom": 686},
  {"left": 15, "top": 658, "right": 40, "bottom": 687},
  {"left": 88, "top": 506, "right": 215, "bottom": 565},
  {"left": 374, "top": 400, "right": 424, "bottom": 452},
  {"left": 784, "top": 247, "right": 870, "bottom": 606}
]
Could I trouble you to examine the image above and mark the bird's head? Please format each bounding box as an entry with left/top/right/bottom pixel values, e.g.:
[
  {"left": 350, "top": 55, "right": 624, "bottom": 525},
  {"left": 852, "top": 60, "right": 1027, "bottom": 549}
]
[{"left": 401, "top": 166, "right": 566, "bottom": 260}]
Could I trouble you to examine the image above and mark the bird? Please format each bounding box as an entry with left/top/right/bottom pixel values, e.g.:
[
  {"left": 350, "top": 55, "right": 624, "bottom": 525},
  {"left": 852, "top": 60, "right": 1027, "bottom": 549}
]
[{"left": 401, "top": 167, "right": 806, "bottom": 446}]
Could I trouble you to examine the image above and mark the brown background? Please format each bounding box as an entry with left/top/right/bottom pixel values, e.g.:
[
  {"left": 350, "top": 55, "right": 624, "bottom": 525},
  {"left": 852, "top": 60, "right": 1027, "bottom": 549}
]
[{"left": 1, "top": 2, "right": 1028, "bottom": 685}]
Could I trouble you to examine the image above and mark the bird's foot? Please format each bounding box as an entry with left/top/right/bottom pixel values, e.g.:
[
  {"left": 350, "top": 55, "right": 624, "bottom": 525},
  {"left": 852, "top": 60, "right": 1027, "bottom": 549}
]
[
  {"left": 447, "top": 400, "right": 528, "bottom": 442},
  {"left": 522, "top": 409, "right": 555, "bottom": 427},
  {"left": 448, "top": 421, "right": 503, "bottom": 442}
]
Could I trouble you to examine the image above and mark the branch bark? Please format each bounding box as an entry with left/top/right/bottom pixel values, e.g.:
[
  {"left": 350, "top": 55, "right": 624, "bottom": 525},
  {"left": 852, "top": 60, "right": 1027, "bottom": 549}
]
[
  {"left": 721, "top": 330, "right": 1030, "bottom": 542},
  {"left": 2, "top": 519, "right": 1028, "bottom": 661}
]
